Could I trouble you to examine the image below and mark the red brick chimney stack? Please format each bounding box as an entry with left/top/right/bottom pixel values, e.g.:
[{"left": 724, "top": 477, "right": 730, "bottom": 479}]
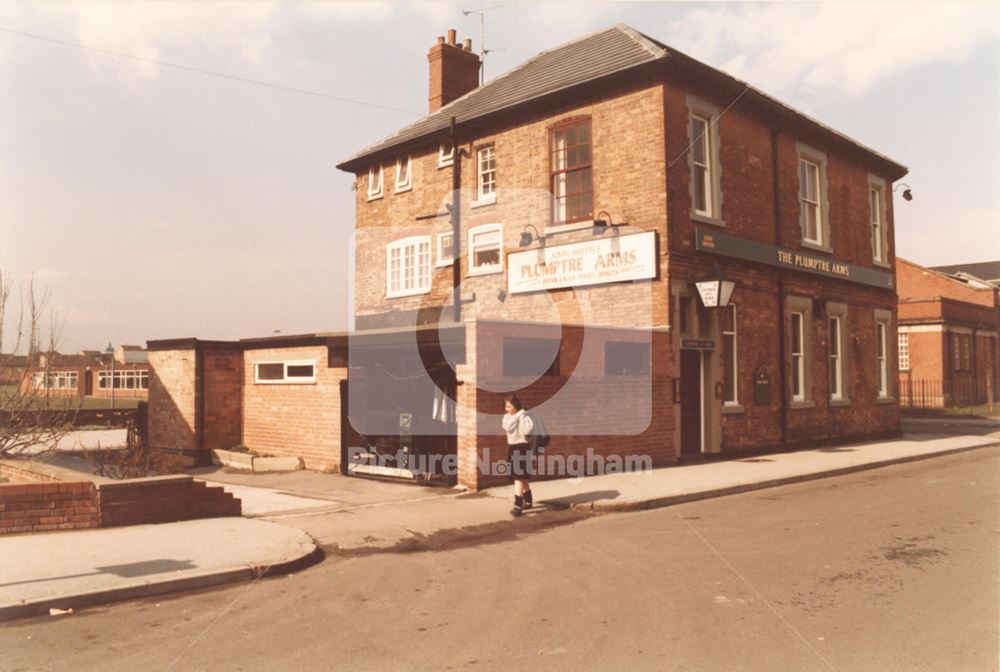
[{"left": 427, "top": 29, "right": 480, "bottom": 113}]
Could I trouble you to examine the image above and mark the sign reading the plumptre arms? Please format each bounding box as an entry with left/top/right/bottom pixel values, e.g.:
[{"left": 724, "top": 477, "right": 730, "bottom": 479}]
[
  {"left": 695, "top": 227, "right": 895, "bottom": 290},
  {"left": 508, "top": 230, "right": 657, "bottom": 294}
]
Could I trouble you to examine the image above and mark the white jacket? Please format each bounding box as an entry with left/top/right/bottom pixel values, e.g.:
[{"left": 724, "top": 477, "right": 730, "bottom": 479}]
[{"left": 502, "top": 410, "right": 534, "bottom": 445}]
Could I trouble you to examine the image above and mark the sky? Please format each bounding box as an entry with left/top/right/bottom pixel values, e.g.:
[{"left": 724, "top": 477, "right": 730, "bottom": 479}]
[{"left": 0, "top": 1, "right": 998, "bottom": 353}]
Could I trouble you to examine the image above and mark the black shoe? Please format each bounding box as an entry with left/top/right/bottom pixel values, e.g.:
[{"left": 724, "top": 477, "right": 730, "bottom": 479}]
[
  {"left": 511, "top": 495, "right": 524, "bottom": 517},
  {"left": 523, "top": 491, "right": 533, "bottom": 509}
]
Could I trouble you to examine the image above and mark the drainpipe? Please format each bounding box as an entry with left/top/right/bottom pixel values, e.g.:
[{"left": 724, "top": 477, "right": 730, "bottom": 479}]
[
  {"left": 450, "top": 116, "right": 462, "bottom": 324},
  {"left": 772, "top": 130, "right": 787, "bottom": 448}
]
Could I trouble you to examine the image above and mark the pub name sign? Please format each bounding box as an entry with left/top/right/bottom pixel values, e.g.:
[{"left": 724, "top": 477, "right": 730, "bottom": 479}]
[
  {"left": 695, "top": 227, "right": 894, "bottom": 290},
  {"left": 508, "top": 231, "right": 657, "bottom": 294}
]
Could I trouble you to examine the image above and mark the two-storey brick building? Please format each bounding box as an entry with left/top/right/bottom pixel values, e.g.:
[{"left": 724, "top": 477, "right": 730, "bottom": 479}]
[
  {"left": 896, "top": 258, "right": 999, "bottom": 407},
  {"left": 332, "top": 24, "right": 908, "bottom": 489},
  {"left": 148, "top": 24, "right": 908, "bottom": 490}
]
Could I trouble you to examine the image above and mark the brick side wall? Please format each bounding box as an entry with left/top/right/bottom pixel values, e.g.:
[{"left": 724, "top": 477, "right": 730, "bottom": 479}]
[
  {"left": 148, "top": 349, "right": 198, "bottom": 453},
  {"left": 353, "top": 82, "right": 670, "bottom": 330},
  {"left": 202, "top": 349, "right": 243, "bottom": 452},
  {"left": 243, "top": 346, "right": 347, "bottom": 471},
  {"left": 0, "top": 482, "right": 99, "bottom": 534},
  {"left": 456, "top": 321, "right": 674, "bottom": 490},
  {"left": 663, "top": 78, "right": 898, "bottom": 271}
]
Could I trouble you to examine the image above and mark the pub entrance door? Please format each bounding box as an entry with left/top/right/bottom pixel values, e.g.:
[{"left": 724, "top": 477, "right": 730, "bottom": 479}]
[{"left": 679, "top": 348, "right": 703, "bottom": 456}]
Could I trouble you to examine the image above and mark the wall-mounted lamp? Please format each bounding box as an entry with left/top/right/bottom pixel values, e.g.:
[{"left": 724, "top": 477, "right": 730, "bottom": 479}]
[
  {"left": 497, "top": 289, "right": 507, "bottom": 303},
  {"left": 592, "top": 210, "right": 629, "bottom": 235},
  {"left": 519, "top": 224, "right": 545, "bottom": 248},
  {"left": 694, "top": 266, "right": 736, "bottom": 308},
  {"left": 893, "top": 183, "right": 913, "bottom": 202}
]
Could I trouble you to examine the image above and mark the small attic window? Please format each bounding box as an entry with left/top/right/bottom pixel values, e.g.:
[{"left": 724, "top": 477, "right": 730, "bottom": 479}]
[
  {"left": 367, "top": 165, "right": 384, "bottom": 200},
  {"left": 438, "top": 142, "right": 454, "bottom": 168}
]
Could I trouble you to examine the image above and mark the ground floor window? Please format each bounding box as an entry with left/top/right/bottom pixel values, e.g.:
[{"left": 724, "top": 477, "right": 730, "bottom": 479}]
[
  {"left": 254, "top": 361, "right": 316, "bottom": 384},
  {"left": 721, "top": 305, "right": 737, "bottom": 404},
  {"left": 790, "top": 311, "right": 805, "bottom": 401},
  {"left": 33, "top": 371, "right": 78, "bottom": 390},
  {"left": 98, "top": 370, "right": 149, "bottom": 390},
  {"left": 898, "top": 333, "right": 910, "bottom": 371},
  {"left": 876, "top": 321, "right": 888, "bottom": 398},
  {"left": 605, "top": 341, "right": 650, "bottom": 376},
  {"left": 829, "top": 316, "right": 843, "bottom": 400},
  {"left": 503, "top": 338, "right": 560, "bottom": 377}
]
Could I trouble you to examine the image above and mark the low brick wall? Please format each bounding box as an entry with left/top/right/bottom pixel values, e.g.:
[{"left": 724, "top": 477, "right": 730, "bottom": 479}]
[
  {"left": 0, "top": 461, "right": 63, "bottom": 484},
  {"left": 0, "top": 464, "right": 242, "bottom": 535},
  {"left": 0, "top": 482, "right": 99, "bottom": 535},
  {"left": 99, "top": 476, "right": 240, "bottom": 528}
]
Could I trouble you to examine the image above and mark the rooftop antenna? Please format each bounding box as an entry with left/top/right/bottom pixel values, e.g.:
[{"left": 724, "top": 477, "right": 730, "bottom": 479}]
[{"left": 463, "top": 5, "right": 505, "bottom": 85}]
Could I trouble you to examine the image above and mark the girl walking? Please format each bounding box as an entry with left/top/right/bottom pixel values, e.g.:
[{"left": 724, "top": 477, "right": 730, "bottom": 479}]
[{"left": 502, "top": 394, "right": 534, "bottom": 517}]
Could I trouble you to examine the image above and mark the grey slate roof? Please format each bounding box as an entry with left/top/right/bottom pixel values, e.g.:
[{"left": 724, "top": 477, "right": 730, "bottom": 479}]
[
  {"left": 338, "top": 24, "right": 665, "bottom": 170},
  {"left": 930, "top": 261, "right": 1000, "bottom": 283},
  {"left": 338, "top": 23, "right": 906, "bottom": 177}
]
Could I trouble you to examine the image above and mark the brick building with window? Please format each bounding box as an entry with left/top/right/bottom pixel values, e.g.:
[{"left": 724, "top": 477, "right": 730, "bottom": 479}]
[
  {"left": 20, "top": 346, "right": 150, "bottom": 400},
  {"left": 148, "top": 24, "right": 908, "bottom": 490},
  {"left": 896, "top": 258, "right": 999, "bottom": 407}
]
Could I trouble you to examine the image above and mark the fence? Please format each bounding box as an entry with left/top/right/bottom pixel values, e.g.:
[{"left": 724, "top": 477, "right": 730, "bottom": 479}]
[{"left": 899, "top": 375, "right": 999, "bottom": 412}]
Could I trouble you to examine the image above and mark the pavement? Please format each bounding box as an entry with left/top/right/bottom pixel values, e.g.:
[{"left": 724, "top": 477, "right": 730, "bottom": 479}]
[
  {"left": 21, "top": 428, "right": 127, "bottom": 455},
  {"left": 1, "top": 419, "right": 997, "bottom": 621},
  {"left": 0, "top": 518, "right": 318, "bottom": 621}
]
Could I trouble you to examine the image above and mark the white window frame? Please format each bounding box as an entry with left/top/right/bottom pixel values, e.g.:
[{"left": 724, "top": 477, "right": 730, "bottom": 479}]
[
  {"left": 797, "top": 144, "right": 830, "bottom": 251},
  {"left": 474, "top": 144, "right": 497, "bottom": 205},
  {"left": 367, "top": 165, "right": 383, "bottom": 200},
  {"left": 35, "top": 371, "right": 78, "bottom": 390},
  {"left": 691, "top": 114, "right": 714, "bottom": 216},
  {"left": 686, "top": 95, "right": 724, "bottom": 225},
  {"left": 791, "top": 311, "right": 806, "bottom": 402},
  {"left": 829, "top": 316, "right": 843, "bottom": 401},
  {"left": 98, "top": 369, "right": 150, "bottom": 390},
  {"left": 722, "top": 304, "right": 738, "bottom": 406},
  {"left": 800, "top": 158, "right": 822, "bottom": 244},
  {"left": 436, "top": 232, "right": 454, "bottom": 267},
  {"left": 386, "top": 235, "right": 432, "bottom": 298},
  {"left": 898, "top": 333, "right": 910, "bottom": 371},
  {"left": 395, "top": 156, "right": 412, "bottom": 193},
  {"left": 254, "top": 360, "right": 317, "bottom": 385},
  {"left": 438, "top": 142, "right": 454, "bottom": 168},
  {"left": 869, "top": 175, "right": 888, "bottom": 265},
  {"left": 876, "top": 321, "right": 889, "bottom": 399},
  {"left": 467, "top": 223, "right": 503, "bottom": 276}
]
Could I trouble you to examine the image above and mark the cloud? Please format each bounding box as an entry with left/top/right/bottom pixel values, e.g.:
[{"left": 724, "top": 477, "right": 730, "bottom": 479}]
[{"left": 662, "top": 3, "right": 1000, "bottom": 97}]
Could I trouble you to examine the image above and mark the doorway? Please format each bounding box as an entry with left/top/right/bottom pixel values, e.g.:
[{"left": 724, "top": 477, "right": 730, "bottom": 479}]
[{"left": 680, "top": 349, "right": 703, "bottom": 456}]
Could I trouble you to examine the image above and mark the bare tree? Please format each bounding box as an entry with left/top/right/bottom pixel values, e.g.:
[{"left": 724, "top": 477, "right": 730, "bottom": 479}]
[{"left": 0, "top": 272, "right": 77, "bottom": 458}]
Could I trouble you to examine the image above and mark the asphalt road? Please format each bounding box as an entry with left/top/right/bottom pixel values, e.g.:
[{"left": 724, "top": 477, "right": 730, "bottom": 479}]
[{"left": 2, "top": 449, "right": 997, "bottom": 672}]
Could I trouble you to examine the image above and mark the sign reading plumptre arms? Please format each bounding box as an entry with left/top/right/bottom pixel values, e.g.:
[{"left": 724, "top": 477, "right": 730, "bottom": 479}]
[{"left": 508, "top": 230, "right": 657, "bottom": 294}]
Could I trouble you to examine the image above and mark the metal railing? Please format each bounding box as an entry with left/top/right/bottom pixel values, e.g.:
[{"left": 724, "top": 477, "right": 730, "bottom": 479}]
[{"left": 898, "top": 375, "right": 999, "bottom": 412}]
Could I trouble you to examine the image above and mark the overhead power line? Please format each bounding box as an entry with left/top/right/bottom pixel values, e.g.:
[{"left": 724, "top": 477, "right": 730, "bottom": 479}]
[{"left": 0, "top": 26, "right": 421, "bottom": 117}]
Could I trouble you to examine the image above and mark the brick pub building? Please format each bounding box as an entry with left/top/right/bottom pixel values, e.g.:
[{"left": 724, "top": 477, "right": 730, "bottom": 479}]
[{"left": 148, "top": 25, "right": 908, "bottom": 490}]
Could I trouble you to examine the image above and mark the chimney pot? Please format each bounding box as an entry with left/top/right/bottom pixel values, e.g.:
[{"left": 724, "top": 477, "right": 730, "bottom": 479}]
[
  {"left": 437, "top": 36, "right": 445, "bottom": 44},
  {"left": 428, "top": 31, "right": 481, "bottom": 113}
]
